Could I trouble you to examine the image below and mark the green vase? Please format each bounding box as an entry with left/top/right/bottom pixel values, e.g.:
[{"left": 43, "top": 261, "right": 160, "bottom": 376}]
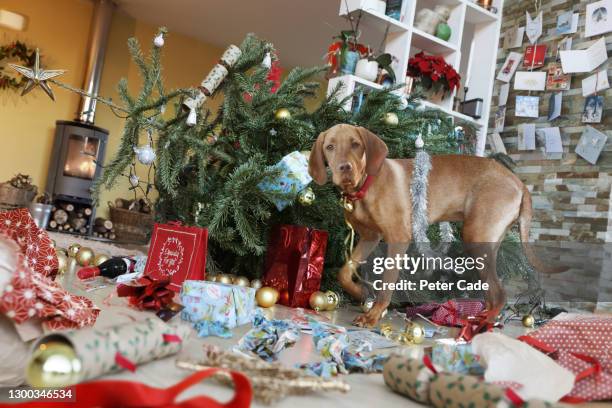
[{"left": 435, "top": 23, "right": 451, "bottom": 41}]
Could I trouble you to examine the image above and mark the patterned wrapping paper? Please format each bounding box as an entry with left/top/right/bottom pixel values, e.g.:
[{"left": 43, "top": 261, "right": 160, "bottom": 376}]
[
  {"left": 33, "top": 317, "right": 191, "bottom": 382},
  {"left": 431, "top": 339, "right": 484, "bottom": 375},
  {"left": 405, "top": 299, "right": 485, "bottom": 326},
  {"left": 521, "top": 313, "right": 612, "bottom": 401},
  {"left": 235, "top": 311, "right": 300, "bottom": 361},
  {"left": 257, "top": 151, "right": 312, "bottom": 211},
  {"left": 263, "top": 224, "right": 327, "bottom": 308},
  {"left": 180, "top": 280, "right": 256, "bottom": 338}
]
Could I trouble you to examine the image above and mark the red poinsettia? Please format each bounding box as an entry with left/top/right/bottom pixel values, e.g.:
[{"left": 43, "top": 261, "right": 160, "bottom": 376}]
[{"left": 408, "top": 52, "right": 461, "bottom": 94}]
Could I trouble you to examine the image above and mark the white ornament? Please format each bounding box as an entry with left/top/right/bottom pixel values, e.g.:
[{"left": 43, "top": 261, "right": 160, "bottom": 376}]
[
  {"left": 415, "top": 134, "right": 425, "bottom": 149},
  {"left": 160, "top": 104, "right": 166, "bottom": 114},
  {"left": 262, "top": 52, "right": 272, "bottom": 69},
  {"left": 129, "top": 174, "right": 140, "bottom": 188},
  {"left": 133, "top": 144, "right": 156, "bottom": 165},
  {"left": 399, "top": 96, "right": 409, "bottom": 110},
  {"left": 269, "top": 128, "right": 277, "bottom": 136},
  {"left": 186, "top": 108, "right": 197, "bottom": 126},
  {"left": 153, "top": 33, "right": 165, "bottom": 48}
]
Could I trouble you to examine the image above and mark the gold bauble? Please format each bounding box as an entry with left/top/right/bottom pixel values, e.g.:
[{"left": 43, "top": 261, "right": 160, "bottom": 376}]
[
  {"left": 256, "top": 286, "right": 279, "bottom": 308},
  {"left": 250, "top": 279, "right": 263, "bottom": 290},
  {"left": 75, "top": 247, "right": 95, "bottom": 266},
  {"left": 343, "top": 199, "right": 354, "bottom": 212},
  {"left": 383, "top": 112, "right": 399, "bottom": 126},
  {"left": 309, "top": 291, "right": 327, "bottom": 312},
  {"left": 217, "top": 274, "right": 233, "bottom": 285},
  {"left": 324, "top": 290, "right": 339, "bottom": 311},
  {"left": 522, "top": 314, "right": 535, "bottom": 328},
  {"left": 361, "top": 299, "right": 374, "bottom": 313},
  {"left": 297, "top": 187, "right": 315, "bottom": 206},
  {"left": 67, "top": 243, "right": 81, "bottom": 258},
  {"left": 94, "top": 253, "right": 110, "bottom": 267},
  {"left": 26, "top": 341, "right": 82, "bottom": 388},
  {"left": 405, "top": 322, "right": 425, "bottom": 344},
  {"left": 274, "top": 107, "right": 291, "bottom": 120},
  {"left": 56, "top": 251, "right": 68, "bottom": 274},
  {"left": 233, "top": 276, "right": 250, "bottom": 287}
]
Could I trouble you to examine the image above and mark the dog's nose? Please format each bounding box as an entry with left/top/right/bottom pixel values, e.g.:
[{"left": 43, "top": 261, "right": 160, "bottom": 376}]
[{"left": 338, "top": 162, "right": 352, "bottom": 172}]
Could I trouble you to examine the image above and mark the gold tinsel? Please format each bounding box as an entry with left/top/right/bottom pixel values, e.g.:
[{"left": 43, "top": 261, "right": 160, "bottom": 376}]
[{"left": 177, "top": 346, "right": 350, "bottom": 405}]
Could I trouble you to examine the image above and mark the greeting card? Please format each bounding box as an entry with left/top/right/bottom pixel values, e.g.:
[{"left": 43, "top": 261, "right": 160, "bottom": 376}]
[
  {"left": 523, "top": 45, "right": 547, "bottom": 69},
  {"left": 546, "top": 62, "right": 571, "bottom": 91},
  {"left": 576, "top": 126, "right": 608, "bottom": 164}
]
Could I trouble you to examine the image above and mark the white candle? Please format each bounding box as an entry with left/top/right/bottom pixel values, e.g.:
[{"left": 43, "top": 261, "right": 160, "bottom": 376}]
[{"left": 465, "top": 38, "right": 476, "bottom": 89}]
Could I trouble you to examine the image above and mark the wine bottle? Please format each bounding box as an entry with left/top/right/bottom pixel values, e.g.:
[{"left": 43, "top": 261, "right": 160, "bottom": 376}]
[{"left": 77, "top": 257, "right": 135, "bottom": 280}]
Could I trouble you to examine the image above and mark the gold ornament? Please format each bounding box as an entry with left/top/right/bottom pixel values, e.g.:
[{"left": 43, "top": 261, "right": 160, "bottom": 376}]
[
  {"left": 207, "top": 275, "right": 218, "bottom": 282},
  {"left": 75, "top": 247, "right": 95, "bottom": 266},
  {"left": 297, "top": 187, "right": 315, "bottom": 206},
  {"left": 309, "top": 291, "right": 327, "bottom": 312},
  {"left": 522, "top": 314, "right": 535, "bottom": 328},
  {"left": 67, "top": 243, "right": 81, "bottom": 258},
  {"left": 217, "top": 274, "right": 233, "bottom": 285},
  {"left": 94, "top": 253, "right": 110, "bottom": 266},
  {"left": 324, "top": 290, "right": 339, "bottom": 311},
  {"left": 26, "top": 341, "right": 82, "bottom": 388},
  {"left": 383, "top": 112, "right": 399, "bottom": 126},
  {"left": 250, "top": 279, "right": 263, "bottom": 290},
  {"left": 233, "top": 276, "right": 250, "bottom": 287},
  {"left": 8, "top": 49, "right": 66, "bottom": 101},
  {"left": 274, "top": 108, "right": 291, "bottom": 120},
  {"left": 361, "top": 299, "right": 374, "bottom": 313},
  {"left": 405, "top": 322, "right": 425, "bottom": 344},
  {"left": 56, "top": 250, "right": 68, "bottom": 274},
  {"left": 256, "top": 286, "right": 279, "bottom": 308},
  {"left": 342, "top": 197, "right": 354, "bottom": 212}
]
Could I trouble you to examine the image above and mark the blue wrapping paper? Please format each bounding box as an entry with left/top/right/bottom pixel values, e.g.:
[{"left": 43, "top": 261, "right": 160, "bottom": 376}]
[
  {"left": 180, "top": 280, "right": 256, "bottom": 338},
  {"left": 235, "top": 311, "right": 301, "bottom": 361},
  {"left": 431, "top": 339, "right": 484, "bottom": 375},
  {"left": 257, "top": 151, "right": 312, "bottom": 211}
]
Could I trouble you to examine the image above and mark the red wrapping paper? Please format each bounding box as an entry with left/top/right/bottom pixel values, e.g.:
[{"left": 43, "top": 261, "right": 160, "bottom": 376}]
[
  {"left": 262, "top": 225, "right": 328, "bottom": 308},
  {"left": 144, "top": 222, "right": 208, "bottom": 292},
  {"left": 520, "top": 314, "right": 612, "bottom": 401},
  {"left": 116, "top": 276, "right": 174, "bottom": 311}
]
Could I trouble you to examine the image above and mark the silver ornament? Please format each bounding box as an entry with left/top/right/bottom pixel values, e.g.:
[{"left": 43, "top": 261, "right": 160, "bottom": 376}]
[
  {"left": 262, "top": 52, "right": 272, "bottom": 69},
  {"left": 133, "top": 144, "right": 156, "bottom": 165},
  {"left": 9, "top": 49, "right": 66, "bottom": 101},
  {"left": 153, "top": 33, "right": 165, "bottom": 47},
  {"left": 186, "top": 108, "right": 197, "bottom": 126},
  {"left": 129, "top": 174, "right": 139, "bottom": 187},
  {"left": 415, "top": 134, "right": 425, "bottom": 149}
]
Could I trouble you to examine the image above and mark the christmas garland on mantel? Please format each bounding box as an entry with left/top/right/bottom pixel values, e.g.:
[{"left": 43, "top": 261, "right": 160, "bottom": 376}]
[{"left": 0, "top": 41, "right": 36, "bottom": 91}]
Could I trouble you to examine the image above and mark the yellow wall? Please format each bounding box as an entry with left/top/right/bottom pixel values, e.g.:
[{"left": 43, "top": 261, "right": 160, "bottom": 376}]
[{"left": 0, "top": 0, "right": 223, "bottom": 217}]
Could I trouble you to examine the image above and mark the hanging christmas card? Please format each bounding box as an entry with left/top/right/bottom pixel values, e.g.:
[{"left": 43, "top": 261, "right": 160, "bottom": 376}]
[
  {"left": 514, "top": 71, "right": 546, "bottom": 91},
  {"left": 539, "top": 127, "right": 563, "bottom": 153},
  {"left": 582, "top": 70, "right": 609, "bottom": 96},
  {"left": 494, "top": 105, "right": 506, "bottom": 132},
  {"left": 548, "top": 92, "right": 562, "bottom": 121},
  {"left": 582, "top": 95, "right": 604, "bottom": 124},
  {"left": 515, "top": 95, "right": 539, "bottom": 118},
  {"left": 546, "top": 62, "right": 571, "bottom": 91},
  {"left": 518, "top": 123, "right": 536, "bottom": 150},
  {"left": 560, "top": 38, "right": 608, "bottom": 74},
  {"left": 523, "top": 44, "right": 547, "bottom": 68},
  {"left": 576, "top": 126, "right": 608, "bottom": 164},
  {"left": 525, "top": 11, "right": 543, "bottom": 44},
  {"left": 497, "top": 52, "right": 522, "bottom": 83},
  {"left": 556, "top": 11, "right": 579, "bottom": 35},
  {"left": 504, "top": 26, "right": 525, "bottom": 49},
  {"left": 585, "top": 0, "right": 612, "bottom": 37}
]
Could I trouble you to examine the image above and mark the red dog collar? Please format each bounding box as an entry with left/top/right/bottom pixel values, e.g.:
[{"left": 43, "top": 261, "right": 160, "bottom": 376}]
[{"left": 342, "top": 175, "right": 375, "bottom": 202}]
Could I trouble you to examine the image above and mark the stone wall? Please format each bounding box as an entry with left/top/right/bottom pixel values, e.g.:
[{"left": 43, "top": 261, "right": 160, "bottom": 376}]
[{"left": 488, "top": 0, "right": 612, "bottom": 243}]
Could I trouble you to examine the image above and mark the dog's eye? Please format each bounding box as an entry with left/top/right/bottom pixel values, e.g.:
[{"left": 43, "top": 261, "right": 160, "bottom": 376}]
[
  {"left": 351, "top": 142, "right": 360, "bottom": 149},
  {"left": 326, "top": 144, "right": 334, "bottom": 151}
]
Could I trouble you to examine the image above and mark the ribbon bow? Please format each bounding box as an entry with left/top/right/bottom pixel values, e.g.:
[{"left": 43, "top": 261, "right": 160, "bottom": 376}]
[{"left": 117, "top": 276, "right": 174, "bottom": 311}]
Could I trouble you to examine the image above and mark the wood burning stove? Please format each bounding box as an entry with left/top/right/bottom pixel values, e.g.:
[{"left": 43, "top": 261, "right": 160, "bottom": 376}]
[{"left": 45, "top": 120, "right": 108, "bottom": 235}]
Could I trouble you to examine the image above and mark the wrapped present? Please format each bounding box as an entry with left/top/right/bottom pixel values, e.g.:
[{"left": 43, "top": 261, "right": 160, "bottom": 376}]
[
  {"left": 519, "top": 313, "right": 612, "bottom": 401},
  {"left": 262, "top": 224, "right": 328, "bottom": 308},
  {"left": 180, "top": 280, "right": 256, "bottom": 338},
  {"left": 405, "top": 299, "right": 485, "bottom": 326},
  {"left": 0, "top": 208, "right": 58, "bottom": 279},
  {"left": 0, "top": 232, "right": 99, "bottom": 332},
  {"left": 143, "top": 221, "right": 207, "bottom": 292},
  {"left": 431, "top": 339, "right": 484, "bottom": 375},
  {"left": 258, "top": 151, "right": 312, "bottom": 211}
]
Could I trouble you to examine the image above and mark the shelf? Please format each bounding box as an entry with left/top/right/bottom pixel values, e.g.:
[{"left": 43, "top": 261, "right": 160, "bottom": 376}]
[
  {"left": 330, "top": 74, "right": 383, "bottom": 91},
  {"left": 341, "top": 7, "right": 410, "bottom": 34},
  {"left": 420, "top": 99, "right": 482, "bottom": 126},
  {"left": 463, "top": 0, "right": 500, "bottom": 23},
  {"left": 411, "top": 27, "right": 458, "bottom": 54}
]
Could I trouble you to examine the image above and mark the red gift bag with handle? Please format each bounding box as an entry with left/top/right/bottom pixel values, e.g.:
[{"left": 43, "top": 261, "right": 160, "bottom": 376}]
[{"left": 144, "top": 221, "right": 207, "bottom": 292}]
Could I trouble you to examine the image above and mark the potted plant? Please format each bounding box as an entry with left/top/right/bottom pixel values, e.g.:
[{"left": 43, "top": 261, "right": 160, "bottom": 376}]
[
  {"left": 407, "top": 52, "right": 460, "bottom": 102},
  {"left": 327, "top": 30, "right": 368, "bottom": 76}
]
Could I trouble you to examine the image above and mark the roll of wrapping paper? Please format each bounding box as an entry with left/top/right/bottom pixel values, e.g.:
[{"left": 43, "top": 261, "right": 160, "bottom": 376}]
[
  {"left": 31, "top": 318, "right": 191, "bottom": 383},
  {"left": 220, "top": 44, "right": 242, "bottom": 67},
  {"left": 383, "top": 354, "right": 567, "bottom": 408}
]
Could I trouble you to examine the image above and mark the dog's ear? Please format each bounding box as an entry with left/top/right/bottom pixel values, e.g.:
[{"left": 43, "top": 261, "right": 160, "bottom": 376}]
[
  {"left": 357, "top": 127, "right": 388, "bottom": 176},
  {"left": 308, "top": 130, "right": 328, "bottom": 185}
]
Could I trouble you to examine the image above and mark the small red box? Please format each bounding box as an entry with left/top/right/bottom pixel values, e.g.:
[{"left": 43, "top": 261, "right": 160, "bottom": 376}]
[
  {"left": 143, "top": 222, "right": 208, "bottom": 292},
  {"left": 262, "top": 224, "right": 328, "bottom": 308}
]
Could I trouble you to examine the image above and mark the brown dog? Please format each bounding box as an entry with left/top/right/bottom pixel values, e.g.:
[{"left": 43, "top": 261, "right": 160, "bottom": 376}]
[{"left": 308, "top": 124, "right": 564, "bottom": 327}]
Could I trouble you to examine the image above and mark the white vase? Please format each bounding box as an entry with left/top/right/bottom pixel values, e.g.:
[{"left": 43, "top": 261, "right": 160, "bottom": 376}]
[
  {"left": 354, "top": 59, "right": 379, "bottom": 82},
  {"left": 362, "top": 0, "right": 386, "bottom": 14}
]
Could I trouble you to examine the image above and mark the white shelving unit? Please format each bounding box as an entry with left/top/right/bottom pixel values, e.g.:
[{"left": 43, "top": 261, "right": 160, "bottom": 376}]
[{"left": 327, "top": 0, "right": 503, "bottom": 156}]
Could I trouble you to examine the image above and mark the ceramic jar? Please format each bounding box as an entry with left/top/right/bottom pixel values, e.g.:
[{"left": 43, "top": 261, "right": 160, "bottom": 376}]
[{"left": 354, "top": 58, "right": 379, "bottom": 82}]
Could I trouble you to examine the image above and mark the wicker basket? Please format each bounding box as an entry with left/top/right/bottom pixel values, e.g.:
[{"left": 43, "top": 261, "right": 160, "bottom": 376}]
[
  {"left": 109, "top": 204, "right": 154, "bottom": 243},
  {"left": 0, "top": 182, "right": 37, "bottom": 209}
]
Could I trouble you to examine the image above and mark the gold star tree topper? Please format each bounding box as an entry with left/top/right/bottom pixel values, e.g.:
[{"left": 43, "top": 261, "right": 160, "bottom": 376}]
[{"left": 9, "top": 49, "right": 66, "bottom": 100}]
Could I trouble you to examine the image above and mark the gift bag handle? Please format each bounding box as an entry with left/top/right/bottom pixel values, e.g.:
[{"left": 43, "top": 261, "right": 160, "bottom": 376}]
[{"left": 0, "top": 368, "right": 252, "bottom": 408}]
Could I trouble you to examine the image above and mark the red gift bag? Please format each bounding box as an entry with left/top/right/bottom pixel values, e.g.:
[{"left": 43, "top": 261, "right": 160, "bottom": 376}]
[
  {"left": 519, "top": 314, "right": 612, "bottom": 402},
  {"left": 143, "top": 222, "right": 208, "bottom": 292},
  {"left": 262, "top": 225, "right": 328, "bottom": 308}
]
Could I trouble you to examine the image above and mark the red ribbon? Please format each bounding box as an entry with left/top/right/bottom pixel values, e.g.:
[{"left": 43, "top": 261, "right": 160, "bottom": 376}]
[
  {"left": 0, "top": 368, "right": 252, "bottom": 408},
  {"left": 456, "top": 311, "right": 496, "bottom": 342},
  {"left": 115, "top": 352, "right": 136, "bottom": 372},
  {"left": 163, "top": 333, "right": 183, "bottom": 343},
  {"left": 117, "top": 276, "right": 174, "bottom": 312},
  {"left": 422, "top": 354, "right": 437, "bottom": 374}
]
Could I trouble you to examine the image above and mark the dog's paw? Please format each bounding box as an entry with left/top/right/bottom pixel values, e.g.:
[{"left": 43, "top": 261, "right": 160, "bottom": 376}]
[{"left": 352, "top": 310, "right": 381, "bottom": 328}]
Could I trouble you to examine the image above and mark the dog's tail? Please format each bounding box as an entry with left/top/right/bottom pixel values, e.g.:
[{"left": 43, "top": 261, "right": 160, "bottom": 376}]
[{"left": 519, "top": 186, "right": 569, "bottom": 274}]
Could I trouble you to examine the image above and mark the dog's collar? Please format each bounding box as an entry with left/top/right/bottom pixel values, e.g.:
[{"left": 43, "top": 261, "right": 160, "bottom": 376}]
[{"left": 342, "top": 175, "right": 375, "bottom": 202}]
